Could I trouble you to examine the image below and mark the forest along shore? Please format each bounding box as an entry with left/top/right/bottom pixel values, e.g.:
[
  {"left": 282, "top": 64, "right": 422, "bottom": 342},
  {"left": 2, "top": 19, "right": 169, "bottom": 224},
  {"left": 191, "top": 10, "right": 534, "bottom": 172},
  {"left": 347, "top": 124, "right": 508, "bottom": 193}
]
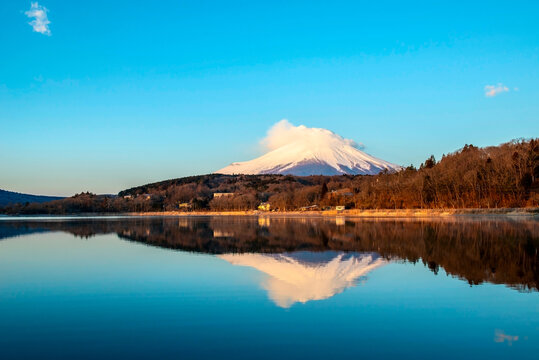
[
  {"left": 1, "top": 139, "right": 537, "bottom": 216},
  {"left": 130, "top": 208, "right": 539, "bottom": 218}
]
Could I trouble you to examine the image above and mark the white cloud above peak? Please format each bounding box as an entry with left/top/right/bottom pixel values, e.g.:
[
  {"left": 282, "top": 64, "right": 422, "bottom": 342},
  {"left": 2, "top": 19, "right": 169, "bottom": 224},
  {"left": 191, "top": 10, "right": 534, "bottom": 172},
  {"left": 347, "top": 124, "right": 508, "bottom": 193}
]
[
  {"left": 260, "top": 119, "right": 363, "bottom": 151},
  {"left": 25, "top": 2, "right": 51, "bottom": 36},
  {"left": 484, "top": 83, "right": 509, "bottom": 97}
]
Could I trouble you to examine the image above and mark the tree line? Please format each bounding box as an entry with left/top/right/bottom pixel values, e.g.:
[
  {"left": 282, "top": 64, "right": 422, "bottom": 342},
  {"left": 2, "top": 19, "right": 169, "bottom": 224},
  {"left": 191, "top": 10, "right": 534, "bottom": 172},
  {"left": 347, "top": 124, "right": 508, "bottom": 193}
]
[{"left": 1, "top": 138, "right": 537, "bottom": 214}]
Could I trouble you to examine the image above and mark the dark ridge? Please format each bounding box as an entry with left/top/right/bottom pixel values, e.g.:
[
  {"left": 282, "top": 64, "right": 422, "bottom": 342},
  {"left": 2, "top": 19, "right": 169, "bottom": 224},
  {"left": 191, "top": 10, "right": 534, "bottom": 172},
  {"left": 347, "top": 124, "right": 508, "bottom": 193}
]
[{"left": 0, "top": 189, "right": 64, "bottom": 207}]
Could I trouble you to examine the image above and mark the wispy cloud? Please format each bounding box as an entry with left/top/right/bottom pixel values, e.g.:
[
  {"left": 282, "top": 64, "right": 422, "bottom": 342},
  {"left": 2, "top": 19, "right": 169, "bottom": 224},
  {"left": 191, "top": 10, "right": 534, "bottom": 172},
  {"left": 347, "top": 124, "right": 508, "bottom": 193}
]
[
  {"left": 25, "top": 2, "right": 51, "bottom": 36},
  {"left": 484, "top": 83, "right": 509, "bottom": 97}
]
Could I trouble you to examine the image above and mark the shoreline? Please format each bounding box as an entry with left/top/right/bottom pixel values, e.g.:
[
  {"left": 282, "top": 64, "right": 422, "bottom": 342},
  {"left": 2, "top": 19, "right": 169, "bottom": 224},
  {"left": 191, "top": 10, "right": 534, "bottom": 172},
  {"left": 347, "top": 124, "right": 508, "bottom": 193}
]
[
  {"left": 1, "top": 208, "right": 537, "bottom": 219},
  {"left": 128, "top": 208, "right": 539, "bottom": 218}
]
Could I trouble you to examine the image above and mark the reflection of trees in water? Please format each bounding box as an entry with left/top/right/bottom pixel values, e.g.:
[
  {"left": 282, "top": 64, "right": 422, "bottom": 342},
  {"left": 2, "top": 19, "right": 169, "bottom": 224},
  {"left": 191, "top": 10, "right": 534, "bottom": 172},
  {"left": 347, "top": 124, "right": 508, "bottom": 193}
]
[{"left": 1, "top": 217, "right": 537, "bottom": 291}]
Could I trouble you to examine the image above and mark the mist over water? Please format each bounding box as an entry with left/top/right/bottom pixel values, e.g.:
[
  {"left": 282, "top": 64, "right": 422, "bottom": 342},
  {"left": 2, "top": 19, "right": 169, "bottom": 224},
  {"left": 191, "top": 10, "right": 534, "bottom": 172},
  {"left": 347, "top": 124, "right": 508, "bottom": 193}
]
[{"left": 0, "top": 216, "right": 537, "bottom": 359}]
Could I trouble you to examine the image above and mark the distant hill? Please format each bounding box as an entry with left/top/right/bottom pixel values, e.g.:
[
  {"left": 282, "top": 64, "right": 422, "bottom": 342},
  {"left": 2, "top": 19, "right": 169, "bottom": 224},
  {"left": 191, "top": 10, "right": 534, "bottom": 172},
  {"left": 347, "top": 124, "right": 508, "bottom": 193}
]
[{"left": 0, "top": 189, "right": 64, "bottom": 207}]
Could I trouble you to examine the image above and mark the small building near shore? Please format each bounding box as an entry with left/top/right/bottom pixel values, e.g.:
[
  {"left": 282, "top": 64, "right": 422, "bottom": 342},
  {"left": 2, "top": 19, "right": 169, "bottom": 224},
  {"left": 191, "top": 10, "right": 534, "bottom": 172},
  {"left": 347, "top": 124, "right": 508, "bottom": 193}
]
[
  {"left": 258, "top": 202, "right": 271, "bottom": 211},
  {"left": 178, "top": 202, "right": 192, "bottom": 210},
  {"left": 213, "top": 192, "right": 235, "bottom": 198},
  {"left": 335, "top": 205, "right": 345, "bottom": 211},
  {"left": 330, "top": 188, "right": 354, "bottom": 197}
]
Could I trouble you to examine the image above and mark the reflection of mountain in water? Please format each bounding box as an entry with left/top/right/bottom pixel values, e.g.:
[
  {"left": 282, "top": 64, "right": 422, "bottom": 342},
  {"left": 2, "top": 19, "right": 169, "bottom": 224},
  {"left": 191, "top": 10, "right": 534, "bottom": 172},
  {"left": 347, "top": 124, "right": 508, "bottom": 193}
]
[
  {"left": 0, "top": 216, "right": 537, "bottom": 291},
  {"left": 220, "top": 251, "right": 385, "bottom": 307}
]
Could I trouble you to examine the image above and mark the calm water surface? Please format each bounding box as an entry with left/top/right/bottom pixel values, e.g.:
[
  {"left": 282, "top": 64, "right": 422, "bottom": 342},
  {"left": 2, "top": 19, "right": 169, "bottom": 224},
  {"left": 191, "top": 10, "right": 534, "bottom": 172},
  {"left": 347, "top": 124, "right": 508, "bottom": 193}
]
[{"left": 0, "top": 216, "right": 537, "bottom": 359}]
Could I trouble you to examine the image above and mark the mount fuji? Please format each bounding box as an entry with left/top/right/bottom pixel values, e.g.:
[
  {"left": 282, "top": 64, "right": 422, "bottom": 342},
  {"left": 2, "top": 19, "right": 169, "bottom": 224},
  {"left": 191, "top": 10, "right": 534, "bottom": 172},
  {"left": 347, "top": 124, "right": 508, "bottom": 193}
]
[{"left": 216, "top": 120, "right": 401, "bottom": 176}]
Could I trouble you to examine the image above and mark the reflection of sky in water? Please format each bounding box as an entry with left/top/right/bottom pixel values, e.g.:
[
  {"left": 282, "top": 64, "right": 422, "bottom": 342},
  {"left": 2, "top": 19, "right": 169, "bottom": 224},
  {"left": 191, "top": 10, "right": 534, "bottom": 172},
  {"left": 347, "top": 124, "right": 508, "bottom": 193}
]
[{"left": 0, "top": 232, "right": 538, "bottom": 359}]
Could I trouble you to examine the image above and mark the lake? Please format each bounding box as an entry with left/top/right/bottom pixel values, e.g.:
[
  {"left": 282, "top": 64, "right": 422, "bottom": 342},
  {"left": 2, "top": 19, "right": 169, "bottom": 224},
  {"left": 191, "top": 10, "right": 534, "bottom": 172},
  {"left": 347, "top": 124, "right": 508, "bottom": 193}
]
[{"left": 0, "top": 215, "right": 537, "bottom": 359}]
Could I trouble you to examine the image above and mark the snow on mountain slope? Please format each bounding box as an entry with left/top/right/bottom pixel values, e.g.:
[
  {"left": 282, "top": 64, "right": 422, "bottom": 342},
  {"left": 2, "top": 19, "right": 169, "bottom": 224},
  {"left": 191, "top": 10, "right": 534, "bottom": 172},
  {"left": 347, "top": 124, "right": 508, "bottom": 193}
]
[
  {"left": 219, "top": 251, "right": 386, "bottom": 308},
  {"left": 216, "top": 120, "right": 401, "bottom": 176}
]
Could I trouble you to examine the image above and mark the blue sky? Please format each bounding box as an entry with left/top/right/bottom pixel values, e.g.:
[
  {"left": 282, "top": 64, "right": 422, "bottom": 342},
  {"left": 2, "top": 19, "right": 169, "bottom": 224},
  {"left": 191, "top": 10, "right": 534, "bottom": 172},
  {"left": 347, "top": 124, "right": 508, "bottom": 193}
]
[{"left": 1, "top": 1, "right": 538, "bottom": 195}]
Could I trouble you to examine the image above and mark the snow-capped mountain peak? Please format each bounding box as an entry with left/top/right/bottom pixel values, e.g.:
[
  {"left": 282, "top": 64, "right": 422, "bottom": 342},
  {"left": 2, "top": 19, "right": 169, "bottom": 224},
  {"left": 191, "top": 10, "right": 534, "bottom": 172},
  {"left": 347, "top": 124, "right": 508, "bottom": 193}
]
[{"left": 216, "top": 120, "right": 401, "bottom": 176}]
